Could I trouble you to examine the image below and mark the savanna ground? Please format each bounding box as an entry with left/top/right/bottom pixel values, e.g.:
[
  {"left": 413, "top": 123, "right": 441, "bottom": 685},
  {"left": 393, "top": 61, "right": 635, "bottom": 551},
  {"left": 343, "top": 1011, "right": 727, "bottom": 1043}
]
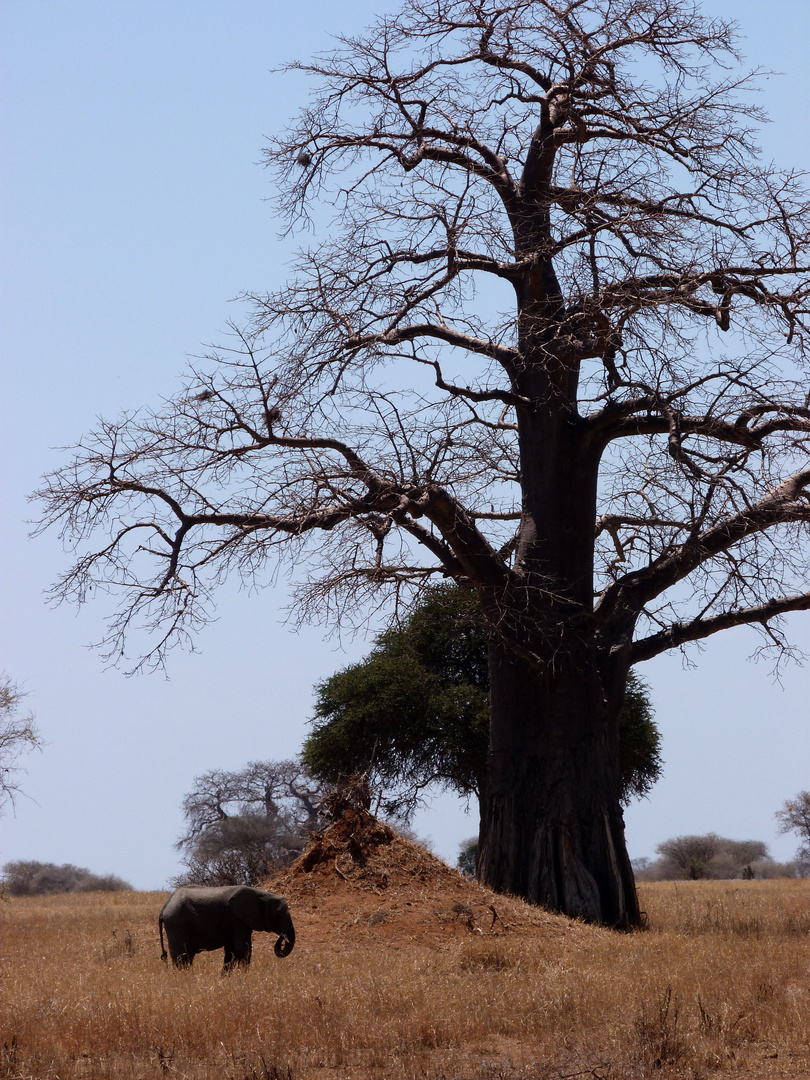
[{"left": 2, "top": 811, "right": 809, "bottom": 1080}]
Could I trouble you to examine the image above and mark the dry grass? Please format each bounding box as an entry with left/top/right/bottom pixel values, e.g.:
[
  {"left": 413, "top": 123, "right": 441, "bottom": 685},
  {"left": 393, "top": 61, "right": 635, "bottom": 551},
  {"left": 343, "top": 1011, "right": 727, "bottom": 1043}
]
[{"left": 2, "top": 851, "right": 809, "bottom": 1079}]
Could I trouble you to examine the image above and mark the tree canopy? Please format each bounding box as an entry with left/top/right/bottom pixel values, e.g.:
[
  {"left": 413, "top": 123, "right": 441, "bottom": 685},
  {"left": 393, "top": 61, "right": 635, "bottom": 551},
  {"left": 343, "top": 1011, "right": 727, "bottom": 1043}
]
[
  {"left": 304, "top": 585, "right": 489, "bottom": 820},
  {"left": 303, "top": 584, "right": 662, "bottom": 818},
  {"left": 36, "top": 0, "right": 810, "bottom": 925}
]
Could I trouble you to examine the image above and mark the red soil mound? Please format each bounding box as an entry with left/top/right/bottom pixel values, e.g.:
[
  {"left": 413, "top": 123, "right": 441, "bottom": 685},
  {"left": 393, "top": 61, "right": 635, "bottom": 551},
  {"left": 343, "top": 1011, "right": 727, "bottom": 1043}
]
[{"left": 266, "top": 802, "right": 592, "bottom": 953}]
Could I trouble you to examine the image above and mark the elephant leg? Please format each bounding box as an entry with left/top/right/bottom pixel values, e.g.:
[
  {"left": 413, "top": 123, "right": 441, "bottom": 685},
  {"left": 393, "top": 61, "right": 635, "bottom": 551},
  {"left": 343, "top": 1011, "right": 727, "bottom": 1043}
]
[
  {"left": 169, "top": 939, "right": 194, "bottom": 968},
  {"left": 222, "top": 932, "right": 251, "bottom": 974},
  {"left": 222, "top": 953, "right": 249, "bottom": 974}
]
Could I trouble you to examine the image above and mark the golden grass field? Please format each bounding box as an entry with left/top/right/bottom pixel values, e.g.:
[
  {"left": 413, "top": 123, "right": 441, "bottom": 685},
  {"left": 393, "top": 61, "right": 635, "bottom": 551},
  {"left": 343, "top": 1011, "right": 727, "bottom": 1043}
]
[{"left": 2, "top": 824, "right": 809, "bottom": 1080}]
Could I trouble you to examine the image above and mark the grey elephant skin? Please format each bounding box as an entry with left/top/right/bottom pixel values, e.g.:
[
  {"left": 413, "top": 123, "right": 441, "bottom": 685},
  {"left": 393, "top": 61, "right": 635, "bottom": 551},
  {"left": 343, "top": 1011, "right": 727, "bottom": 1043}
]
[{"left": 159, "top": 885, "right": 295, "bottom": 971}]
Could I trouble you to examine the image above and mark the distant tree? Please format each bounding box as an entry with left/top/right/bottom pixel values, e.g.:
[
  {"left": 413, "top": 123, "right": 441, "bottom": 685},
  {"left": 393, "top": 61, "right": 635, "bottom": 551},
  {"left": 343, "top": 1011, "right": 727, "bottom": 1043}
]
[
  {"left": 1, "top": 860, "right": 131, "bottom": 895},
  {"left": 174, "top": 759, "right": 322, "bottom": 886},
  {"left": 0, "top": 676, "right": 44, "bottom": 813},
  {"left": 303, "top": 585, "right": 662, "bottom": 830},
  {"left": 655, "top": 834, "right": 721, "bottom": 880},
  {"left": 457, "top": 837, "right": 479, "bottom": 877},
  {"left": 630, "top": 856, "right": 653, "bottom": 875},
  {"left": 775, "top": 791, "right": 810, "bottom": 875},
  {"left": 650, "top": 834, "right": 773, "bottom": 880},
  {"left": 719, "top": 839, "right": 771, "bottom": 867}
]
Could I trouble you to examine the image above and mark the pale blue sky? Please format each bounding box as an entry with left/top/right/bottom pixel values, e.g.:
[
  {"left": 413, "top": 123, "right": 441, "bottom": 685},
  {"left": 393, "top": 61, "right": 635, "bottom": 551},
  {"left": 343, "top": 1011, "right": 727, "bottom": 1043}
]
[{"left": 1, "top": 0, "right": 807, "bottom": 889}]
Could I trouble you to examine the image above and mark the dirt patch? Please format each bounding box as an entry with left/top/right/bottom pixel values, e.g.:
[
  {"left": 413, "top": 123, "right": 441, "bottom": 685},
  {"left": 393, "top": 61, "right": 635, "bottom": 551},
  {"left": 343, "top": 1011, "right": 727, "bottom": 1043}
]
[{"left": 266, "top": 802, "right": 595, "bottom": 954}]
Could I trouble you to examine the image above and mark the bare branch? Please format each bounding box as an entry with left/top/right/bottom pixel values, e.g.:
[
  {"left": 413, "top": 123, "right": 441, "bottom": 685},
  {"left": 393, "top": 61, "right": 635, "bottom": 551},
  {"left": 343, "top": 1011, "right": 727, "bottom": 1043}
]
[
  {"left": 632, "top": 591, "right": 810, "bottom": 663},
  {"left": 36, "top": 0, "right": 810, "bottom": 682}
]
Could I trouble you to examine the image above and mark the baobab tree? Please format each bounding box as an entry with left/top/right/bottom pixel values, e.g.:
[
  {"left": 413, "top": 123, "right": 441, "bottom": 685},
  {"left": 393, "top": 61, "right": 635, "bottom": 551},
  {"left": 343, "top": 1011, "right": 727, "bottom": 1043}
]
[{"left": 36, "top": 0, "right": 810, "bottom": 926}]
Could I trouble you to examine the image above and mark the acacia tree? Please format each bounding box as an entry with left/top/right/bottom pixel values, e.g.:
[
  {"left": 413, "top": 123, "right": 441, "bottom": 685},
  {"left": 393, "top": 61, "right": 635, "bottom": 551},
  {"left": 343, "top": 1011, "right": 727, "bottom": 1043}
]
[{"left": 36, "top": 0, "right": 810, "bottom": 926}]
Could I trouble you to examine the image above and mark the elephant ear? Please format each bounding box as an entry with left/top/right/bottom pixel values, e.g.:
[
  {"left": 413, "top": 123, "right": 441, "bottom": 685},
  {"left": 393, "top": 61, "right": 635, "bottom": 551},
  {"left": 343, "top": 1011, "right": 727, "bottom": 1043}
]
[{"left": 274, "top": 934, "right": 294, "bottom": 958}]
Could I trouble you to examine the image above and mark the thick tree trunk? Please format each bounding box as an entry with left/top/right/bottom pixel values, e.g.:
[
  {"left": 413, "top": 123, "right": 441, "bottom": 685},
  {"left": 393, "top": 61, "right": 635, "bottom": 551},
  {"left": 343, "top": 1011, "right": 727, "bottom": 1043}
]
[
  {"left": 474, "top": 212, "right": 642, "bottom": 925},
  {"left": 478, "top": 640, "right": 640, "bottom": 928}
]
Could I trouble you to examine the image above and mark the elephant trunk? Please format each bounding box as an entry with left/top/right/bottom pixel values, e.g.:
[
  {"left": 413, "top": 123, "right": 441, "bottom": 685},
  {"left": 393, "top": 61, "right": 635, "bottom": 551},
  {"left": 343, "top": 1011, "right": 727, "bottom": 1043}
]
[{"left": 274, "top": 928, "right": 295, "bottom": 957}]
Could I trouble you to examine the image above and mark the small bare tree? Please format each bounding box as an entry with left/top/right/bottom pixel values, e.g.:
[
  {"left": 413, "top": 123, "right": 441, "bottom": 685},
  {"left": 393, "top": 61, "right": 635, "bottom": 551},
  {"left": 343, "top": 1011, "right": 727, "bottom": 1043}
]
[
  {"left": 775, "top": 791, "right": 810, "bottom": 874},
  {"left": 0, "top": 676, "right": 43, "bottom": 814},
  {"left": 174, "top": 759, "right": 321, "bottom": 885},
  {"left": 36, "top": 0, "right": 810, "bottom": 925}
]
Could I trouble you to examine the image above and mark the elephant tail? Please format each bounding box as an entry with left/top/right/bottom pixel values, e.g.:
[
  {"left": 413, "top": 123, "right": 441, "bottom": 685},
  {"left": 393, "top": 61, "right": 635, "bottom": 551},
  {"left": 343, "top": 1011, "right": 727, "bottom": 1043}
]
[{"left": 159, "top": 915, "right": 168, "bottom": 963}]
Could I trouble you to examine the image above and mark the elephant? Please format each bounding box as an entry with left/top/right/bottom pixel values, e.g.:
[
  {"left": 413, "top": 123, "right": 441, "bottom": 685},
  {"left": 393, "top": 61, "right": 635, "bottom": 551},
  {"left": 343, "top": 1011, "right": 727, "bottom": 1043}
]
[{"left": 159, "top": 885, "right": 295, "bottom": 971}]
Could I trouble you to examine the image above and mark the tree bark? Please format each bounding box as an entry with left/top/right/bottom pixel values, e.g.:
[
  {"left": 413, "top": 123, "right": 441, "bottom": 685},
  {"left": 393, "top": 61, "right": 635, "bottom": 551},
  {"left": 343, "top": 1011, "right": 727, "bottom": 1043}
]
[
  {"left": 479, "top": 640, "right": 640, "bottom": 927},
  {"left": 472, "top": 239, "right": 642, "bottom": 924}
]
